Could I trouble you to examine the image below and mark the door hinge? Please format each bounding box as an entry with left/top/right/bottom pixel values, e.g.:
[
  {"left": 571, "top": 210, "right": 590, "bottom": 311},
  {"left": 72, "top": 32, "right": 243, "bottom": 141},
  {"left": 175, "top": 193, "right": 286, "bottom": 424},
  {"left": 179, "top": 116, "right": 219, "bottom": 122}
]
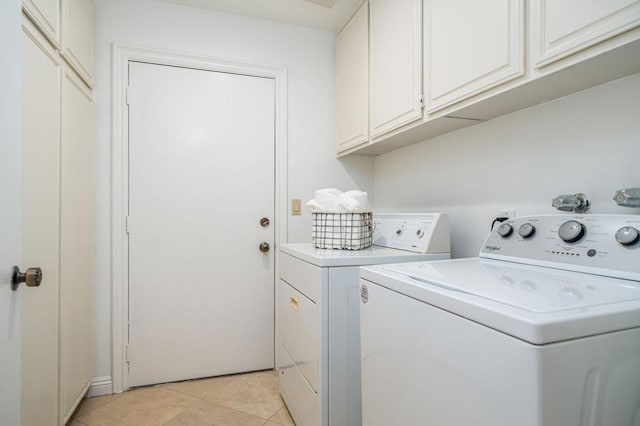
[
  {"left": 126, "top": 344, "right": 131, "bottom": 363},
  {"left": 419, "top": 94, "right": 425, "bottom": 109},
  {"left": 125, "top": 215, "right": 131, "bottom": 235}
]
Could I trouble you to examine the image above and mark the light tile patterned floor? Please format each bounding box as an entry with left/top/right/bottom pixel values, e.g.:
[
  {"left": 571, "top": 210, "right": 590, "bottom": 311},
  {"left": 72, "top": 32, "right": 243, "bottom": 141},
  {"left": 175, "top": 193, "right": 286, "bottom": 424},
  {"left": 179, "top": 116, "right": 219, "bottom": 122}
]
[{"left": 70, "top": 370, "right": 294, "bottom": 426}]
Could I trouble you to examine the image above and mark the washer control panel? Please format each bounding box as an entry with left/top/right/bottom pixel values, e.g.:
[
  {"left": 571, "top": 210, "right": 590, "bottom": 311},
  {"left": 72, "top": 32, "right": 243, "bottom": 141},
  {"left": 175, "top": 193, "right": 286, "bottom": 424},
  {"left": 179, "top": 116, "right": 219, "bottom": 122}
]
[
  {"left": 372, "top": 213, "right": 450, "bottom": 254},
  {"left": 481, "top": 215, "right": 640, "bottom": 280}
]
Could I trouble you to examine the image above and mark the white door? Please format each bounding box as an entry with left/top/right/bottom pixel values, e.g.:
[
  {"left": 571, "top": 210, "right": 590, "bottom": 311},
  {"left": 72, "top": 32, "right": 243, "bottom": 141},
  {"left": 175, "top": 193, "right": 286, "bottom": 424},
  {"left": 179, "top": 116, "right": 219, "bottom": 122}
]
[
  {"left": 0, "top": 1, "right": 22, "bottom": 424},
  {"left": 21, "top": 16, "right": 62, "bottom": 426},
  {"left": 127, "top": 62, "right": 276, "bottom": 387}
]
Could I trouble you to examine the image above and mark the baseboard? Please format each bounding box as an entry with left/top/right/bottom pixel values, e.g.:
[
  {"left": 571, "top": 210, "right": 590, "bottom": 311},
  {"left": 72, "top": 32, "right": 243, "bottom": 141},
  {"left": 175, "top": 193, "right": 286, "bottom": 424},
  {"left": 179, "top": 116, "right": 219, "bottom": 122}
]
[{"left": 87, "top": 376, "right": 113, "bottom": 397}]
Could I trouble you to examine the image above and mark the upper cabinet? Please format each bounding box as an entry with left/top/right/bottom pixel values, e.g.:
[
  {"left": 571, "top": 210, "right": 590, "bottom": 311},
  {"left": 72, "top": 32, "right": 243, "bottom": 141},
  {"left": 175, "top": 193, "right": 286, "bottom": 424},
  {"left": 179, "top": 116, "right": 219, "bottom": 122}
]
[
  {"left": 61, "top": 0, "right": 94, "bottom": 86},
  {"left": 369, "top": 0, "right": 423, "bottom": 138},
  {"left": 336, "top": 2, "right": 369, "bottom": 154},
  {"left": 23, "top": 0, "right": 61, "bottom": 48},
  {"left": 337, "top": 0, "right": 640, "bottom": 156},
  {"left": 425, "top": 0, "right": 525, "bottom": 112},
  {"left": 23, "top": 0, "right": 94, "bottom": 87},
  {"left": 531, "top": 0, "right": 640, "bottom": 68}
]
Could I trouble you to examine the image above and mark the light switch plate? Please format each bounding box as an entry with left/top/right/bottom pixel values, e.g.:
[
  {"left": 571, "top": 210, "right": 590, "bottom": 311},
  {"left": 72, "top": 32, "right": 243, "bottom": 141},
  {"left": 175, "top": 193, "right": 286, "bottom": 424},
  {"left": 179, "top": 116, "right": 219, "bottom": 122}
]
[{"left": 291, "top": 199, "right": 302, "bottom": 215}]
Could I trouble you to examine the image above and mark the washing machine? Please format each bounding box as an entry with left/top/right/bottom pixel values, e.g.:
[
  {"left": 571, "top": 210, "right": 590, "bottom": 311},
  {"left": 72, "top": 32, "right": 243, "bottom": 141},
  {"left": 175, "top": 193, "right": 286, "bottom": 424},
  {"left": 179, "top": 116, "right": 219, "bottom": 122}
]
[
  {"left": 278, "top": 213, "right": 450, "bottom": 426},
  {"left": 360, "top": 214, "right": 640, "bottom": 426}
]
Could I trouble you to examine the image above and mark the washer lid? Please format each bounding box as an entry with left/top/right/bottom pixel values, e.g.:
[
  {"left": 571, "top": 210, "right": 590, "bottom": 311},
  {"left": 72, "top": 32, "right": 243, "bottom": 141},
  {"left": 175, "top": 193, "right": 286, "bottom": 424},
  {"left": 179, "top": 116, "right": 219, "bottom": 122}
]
[
  {"left": 383, "top": 259, "right": 640, "bottom": 313},
  {"left": 361, "top": 258, "right": 640, "bottom": 344}
]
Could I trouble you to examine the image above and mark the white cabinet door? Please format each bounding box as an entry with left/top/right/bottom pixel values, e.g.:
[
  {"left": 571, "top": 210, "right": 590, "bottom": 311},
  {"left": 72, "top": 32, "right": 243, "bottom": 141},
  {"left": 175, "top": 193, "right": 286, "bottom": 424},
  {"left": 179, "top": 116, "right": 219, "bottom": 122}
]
[
  {"left": 59, "top": 65, "right": 93, "bottom": 423},
  {"left": 531, "top": 0, "right": 640, "bottom": 68},
  {"left": 22, "top": 0, "right": 60, "bottom": 48},
  {"left": 21, "top": 16, "right": 61, "bottom": 426},
  {"left": 336, "top": 2, "right": 369, "bottom": 153},
  {"left": 425, "top": 0, "right": 525, "bottom": 112},
  {"left": 370, "top": 0, "right": 422, "bottom": 138},
  {"left": 61, "top": 0, "right": 94, "bottom": 86}
]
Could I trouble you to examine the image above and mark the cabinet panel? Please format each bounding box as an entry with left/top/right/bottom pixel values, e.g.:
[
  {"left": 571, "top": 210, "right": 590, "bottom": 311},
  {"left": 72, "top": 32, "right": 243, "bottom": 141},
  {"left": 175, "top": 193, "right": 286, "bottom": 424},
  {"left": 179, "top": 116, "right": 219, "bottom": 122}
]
[
  {"left": 280, "top": 252, "right": 323, "bottom": 302},
  {"left": 22, "top": 0, "right": 60, "bottom": 48},
  {"left": 336, "top": 2, "right": 369, "bottom": 153},
  {"left": 21, "top": 15, "right": 61, "bottom": 426},
  {"left": 278, "top": 280, "right": 320, "bottom": 392},
  {"left": 532, "top": 0, "right": 640, "bottom": 67},
  {"left": 278, "top": 343, "right": 320, "bottom": 426},
  {"left": 60, "top": 66, "right": 93, "bottom": 423},
  {"left": 61, "top": 0, "right": 94, "bottom": 86},
  {"left": 426, "top": 0, "right": 525, "bottom": 112},
  {"left": 370, "top": 0, "right": 422, "bottom": 138}
]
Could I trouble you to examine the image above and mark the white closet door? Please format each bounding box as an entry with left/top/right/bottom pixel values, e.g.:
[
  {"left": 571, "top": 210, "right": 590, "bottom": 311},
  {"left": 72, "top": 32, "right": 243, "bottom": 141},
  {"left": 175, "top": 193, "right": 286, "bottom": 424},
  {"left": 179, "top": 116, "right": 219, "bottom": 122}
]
[
  {"left": 128, "top": 62, "right": 276, "bottom": 387},
  {"left": 59, "top": 65, "right": 93, "bottom": 423},
  {"left": 21, "top": 16, "right": 61, "bottom": 426}
]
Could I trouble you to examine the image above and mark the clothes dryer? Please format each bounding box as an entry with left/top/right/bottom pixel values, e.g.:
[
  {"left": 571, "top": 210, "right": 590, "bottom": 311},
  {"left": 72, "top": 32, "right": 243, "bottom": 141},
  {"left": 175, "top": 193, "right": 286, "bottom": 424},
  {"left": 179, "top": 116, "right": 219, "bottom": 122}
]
[{"left": 278, "top": 213, "right": 450, "bottom": 426}]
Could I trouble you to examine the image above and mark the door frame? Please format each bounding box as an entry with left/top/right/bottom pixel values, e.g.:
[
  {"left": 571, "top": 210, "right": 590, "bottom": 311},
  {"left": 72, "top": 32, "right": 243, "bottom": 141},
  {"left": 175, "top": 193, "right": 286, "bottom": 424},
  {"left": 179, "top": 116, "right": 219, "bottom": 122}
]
[{"left": 111, "top": 44, "right": 288, "bottom": 393}]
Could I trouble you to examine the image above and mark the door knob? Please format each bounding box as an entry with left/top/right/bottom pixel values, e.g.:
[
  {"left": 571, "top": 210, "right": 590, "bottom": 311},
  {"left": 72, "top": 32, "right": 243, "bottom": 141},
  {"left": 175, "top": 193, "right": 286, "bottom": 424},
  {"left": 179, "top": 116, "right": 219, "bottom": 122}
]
[
  {"left": 11, "top": 266, "right": 43, "bottom": 291},
  {"left": 259, "top": 242, "right": 270, "bottom": 253},
  {"left": 260, "top": 217, "right": 270, "bottom": 227}
]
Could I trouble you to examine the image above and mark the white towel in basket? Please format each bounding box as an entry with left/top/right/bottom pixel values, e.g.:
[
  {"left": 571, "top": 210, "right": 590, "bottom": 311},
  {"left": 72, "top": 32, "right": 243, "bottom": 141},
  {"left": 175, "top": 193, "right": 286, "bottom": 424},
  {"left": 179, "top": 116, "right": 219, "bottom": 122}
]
[
  {"left": 305, "top": 189, "right": 368, "bottom": 214},
  {"left": 338, "top": 190, "right": 368, "bottom": 213}
]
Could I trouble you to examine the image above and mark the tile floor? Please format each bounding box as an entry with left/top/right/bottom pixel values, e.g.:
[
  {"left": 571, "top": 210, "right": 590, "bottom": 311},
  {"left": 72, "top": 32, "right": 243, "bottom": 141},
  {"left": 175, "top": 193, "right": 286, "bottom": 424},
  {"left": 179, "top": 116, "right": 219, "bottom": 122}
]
[{"left": 69, "top": 370, "right": 294, "bottom": 426}]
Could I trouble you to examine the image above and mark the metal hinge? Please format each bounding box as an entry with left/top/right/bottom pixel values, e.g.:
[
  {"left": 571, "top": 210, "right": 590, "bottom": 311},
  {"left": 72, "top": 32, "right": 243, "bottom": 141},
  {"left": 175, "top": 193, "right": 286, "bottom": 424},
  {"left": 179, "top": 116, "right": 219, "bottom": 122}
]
[
  {"left": 419, "top": 94, "right": 425, "bottom": 109},
  {"left": 126, "top": 344, "right": 131, "bottom": 363},
  {"left": 125, "top": 215, "right": 131, "bottom": 235}
]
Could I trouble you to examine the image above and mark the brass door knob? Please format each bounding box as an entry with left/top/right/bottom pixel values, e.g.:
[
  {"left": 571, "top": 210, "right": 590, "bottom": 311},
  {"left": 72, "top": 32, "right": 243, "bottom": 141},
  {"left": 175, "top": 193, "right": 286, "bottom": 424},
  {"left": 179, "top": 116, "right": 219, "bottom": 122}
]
[
  {"left": 11, "top": 266, "right": 43, "bottom": 291},
  {"left": 259, "top": 242, "right": 270, "bottom": 253}
]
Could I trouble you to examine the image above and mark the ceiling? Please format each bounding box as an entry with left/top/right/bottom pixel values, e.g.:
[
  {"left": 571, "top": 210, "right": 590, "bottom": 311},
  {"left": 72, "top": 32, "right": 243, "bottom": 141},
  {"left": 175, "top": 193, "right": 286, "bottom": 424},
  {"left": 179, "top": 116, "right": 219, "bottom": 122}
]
[{"left": 158, "top": 0, "right": 363, "bottom": 32}]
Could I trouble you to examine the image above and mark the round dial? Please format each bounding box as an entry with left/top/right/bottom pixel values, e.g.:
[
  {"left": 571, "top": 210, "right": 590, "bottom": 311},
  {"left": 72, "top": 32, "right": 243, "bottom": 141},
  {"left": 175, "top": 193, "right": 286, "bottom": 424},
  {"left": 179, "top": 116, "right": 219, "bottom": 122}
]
[
  {"left": 497, "top": 223, "right": 513, "bottom": 238},
  {"left": 518, "top": 223, "right": 536, "bottom": 239},
  {"left": 558, "top": 220, "right": 585, "bottom": 243},
  {"left": 615, "top": 226, "right": 640, "bottom": 246}
]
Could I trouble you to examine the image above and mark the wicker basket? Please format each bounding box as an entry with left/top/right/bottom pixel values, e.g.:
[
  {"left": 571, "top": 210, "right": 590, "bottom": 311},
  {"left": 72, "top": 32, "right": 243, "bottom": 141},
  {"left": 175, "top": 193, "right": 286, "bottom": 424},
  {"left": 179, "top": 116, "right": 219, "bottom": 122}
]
[{"left": 312, "top": 212, "right": 373, "bottom": 250}]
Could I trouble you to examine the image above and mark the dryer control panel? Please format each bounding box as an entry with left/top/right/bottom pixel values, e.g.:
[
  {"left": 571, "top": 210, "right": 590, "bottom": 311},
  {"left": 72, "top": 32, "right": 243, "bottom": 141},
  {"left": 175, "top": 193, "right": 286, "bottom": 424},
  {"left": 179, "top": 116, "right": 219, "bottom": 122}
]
[
  {"left": 373, "top": 213, "right": 450, "bottom": 254},
  {"left": 480, "top": 215, "right": 640, "bottom": 281}
]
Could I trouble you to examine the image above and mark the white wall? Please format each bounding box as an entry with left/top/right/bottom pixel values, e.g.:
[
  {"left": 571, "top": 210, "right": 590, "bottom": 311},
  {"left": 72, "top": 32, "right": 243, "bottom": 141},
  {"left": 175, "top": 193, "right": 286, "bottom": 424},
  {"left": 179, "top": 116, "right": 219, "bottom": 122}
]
[
  {"left": 93, "top": 0, "right": 373, "bottom": 384},
  {"left": 0, "top": 0, "right": 22, "bottom": 423},
  {"left": 373, "top": 73, "right": 640, "bottom": 258}
]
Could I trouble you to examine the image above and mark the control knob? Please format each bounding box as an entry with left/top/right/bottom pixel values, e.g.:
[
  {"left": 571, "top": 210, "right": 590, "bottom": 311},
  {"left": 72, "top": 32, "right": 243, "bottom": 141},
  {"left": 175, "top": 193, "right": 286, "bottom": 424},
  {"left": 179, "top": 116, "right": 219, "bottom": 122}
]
[
  {"left": 497, "top": 223, "right": 513, "bottom": 238},
  {"left": 558, "top": 220, "right": 585, "bottom": 243},
  {"left": 518, "top": 223, "right": 536, "bottom": 239},
  {"left": 615, "top": 226, "right": 640, "bottom": 246}
]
